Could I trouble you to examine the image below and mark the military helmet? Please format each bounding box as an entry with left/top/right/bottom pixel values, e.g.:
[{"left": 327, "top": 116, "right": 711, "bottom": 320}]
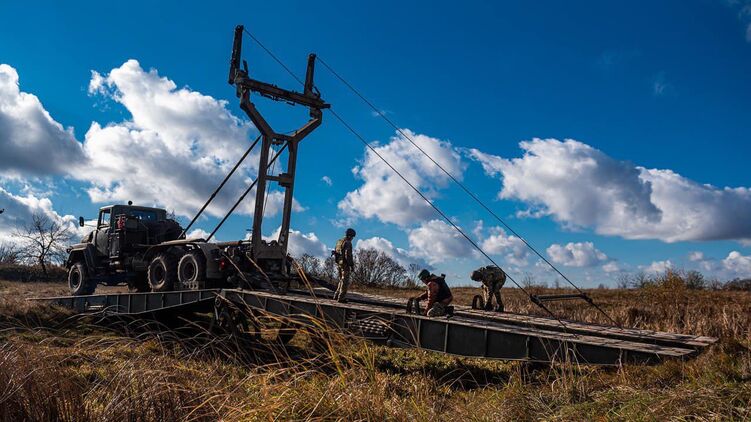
[
  {"left": 418, "top": 269, "right": 431, "bottom": 280},
  {"left": 470, "top": 270, "right": 482, "bottom": 281},
  {"left": 346, "top": 228, "right": 356, "bottom": 237}
]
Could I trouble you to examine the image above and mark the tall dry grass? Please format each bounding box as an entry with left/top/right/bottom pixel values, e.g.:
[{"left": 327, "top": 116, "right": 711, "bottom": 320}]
[{"left": 0, "top": 279, "right": 750, "bottom": 421}]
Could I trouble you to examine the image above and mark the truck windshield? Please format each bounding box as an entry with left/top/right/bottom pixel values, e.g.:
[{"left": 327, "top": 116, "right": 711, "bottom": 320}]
[{"left": 128, "top": 209, "right": 159, "bottom": 222}]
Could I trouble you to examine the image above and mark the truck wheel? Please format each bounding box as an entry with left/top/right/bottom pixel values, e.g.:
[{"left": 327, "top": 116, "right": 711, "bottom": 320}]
[
  {"left": 178, "top": 251, "right": 206, "bottom": 290},
  {"left": 68, "top": 262, "right": 96, "bottom": 296},
  {"left": 128, "top": 274, "right": 150, "bottom": 293},
  {"left": 148, "top": 253, "right": 178, "bottom": 292}
]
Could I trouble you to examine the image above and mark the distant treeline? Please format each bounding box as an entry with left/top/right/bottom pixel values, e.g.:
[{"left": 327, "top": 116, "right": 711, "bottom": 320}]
[
  {"left": 614, "top": 269, "right": 751, "bottom": 291},
  {"left": 0, "top": 264, "right": 67, "bottom": 283},
  {"left": 295, "top": 248, "right": 422, "bottom": 289}
]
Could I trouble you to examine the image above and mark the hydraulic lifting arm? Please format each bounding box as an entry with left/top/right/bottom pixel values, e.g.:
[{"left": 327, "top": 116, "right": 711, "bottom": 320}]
[{"left": 228, "top": 25, "right": 329, "bottom": 276}]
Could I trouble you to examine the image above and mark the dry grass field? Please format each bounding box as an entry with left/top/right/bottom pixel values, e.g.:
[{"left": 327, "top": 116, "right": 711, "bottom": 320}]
[{"left": 1, "top": 278, "right": 750, "bottom": 421}]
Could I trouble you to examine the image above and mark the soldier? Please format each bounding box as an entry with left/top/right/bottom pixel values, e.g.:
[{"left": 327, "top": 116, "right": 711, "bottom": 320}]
[
  {"left": 470, "top": 265, "right": 507, "bottom": 312},
  {"left": 332, "top": 228, "right": 356, "bottom": 302},
  {"left": 413, "top": 269, "right": 453, "bottom": 317}
]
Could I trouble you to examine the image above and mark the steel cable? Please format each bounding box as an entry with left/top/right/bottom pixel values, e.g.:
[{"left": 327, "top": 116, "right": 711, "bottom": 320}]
[
  {"left": 315, "top": 55, "right": 619, "bottom": 327},
  {"left": 181, "top": 134, "right": 262, "bottom": 238},
  {"left": 235, "top": 29, "right": 614, "bottom": 327},
  {"left": 208, "top": 144, "right": 289, "bottom": 241}
]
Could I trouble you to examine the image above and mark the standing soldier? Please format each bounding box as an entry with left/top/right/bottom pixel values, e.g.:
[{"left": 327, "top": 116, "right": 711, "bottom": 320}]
[
  {"left": 470, "top": 265, "right": 507, "bottom": 312},
  {"left": 413, "top": 269, "right": 453, "bottom": 317},
  {"left": 333, "top": 228, "right": 356, "bottom": 302}
]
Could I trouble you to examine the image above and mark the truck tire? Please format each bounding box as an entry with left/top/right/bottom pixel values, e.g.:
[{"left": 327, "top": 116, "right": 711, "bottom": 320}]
[
  {"left": 128, "top": 274, "right": 150, "bottom": 293},
  {"left": 148, "top": 253, "right": 178, "bottom": 292},
  {"left": 178, "top": 251, "right": 206, "bottom": 290},
  {"left": 68, "top": 262, "right": 96, "bottom": 296}
]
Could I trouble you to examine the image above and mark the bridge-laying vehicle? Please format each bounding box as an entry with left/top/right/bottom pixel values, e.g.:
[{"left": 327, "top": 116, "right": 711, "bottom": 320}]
[
  {"left": 66, "top": 24, "right": 326, "bottom": 298},
  {"left": 66, "top": 202, "right": 228, "bottom": 295},
  {"left": 66, "top": 200, "right": 300, "bottom": 297},
  {"left": 42, "top": 24, "right": 716, "bottom": 366}
]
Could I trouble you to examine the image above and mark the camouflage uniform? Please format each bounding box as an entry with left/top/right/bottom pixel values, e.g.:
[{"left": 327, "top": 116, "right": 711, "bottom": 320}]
[
  {"left": 474, "top": 265, "right": 506, "bottom": 312},
  {"left": 333, "top": 236, "right": 354, "bottom": 302}
]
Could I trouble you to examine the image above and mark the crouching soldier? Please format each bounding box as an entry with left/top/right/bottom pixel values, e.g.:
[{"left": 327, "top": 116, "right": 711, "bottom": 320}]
[
  {"left": 413, "top": 269, "right": 453, "bottom": 317},
  {"left": 332, "top": 228, "right": 356, "bottom": 302},
  {"left": 470, "top": 265, "right": 506, "bottom": 312}
]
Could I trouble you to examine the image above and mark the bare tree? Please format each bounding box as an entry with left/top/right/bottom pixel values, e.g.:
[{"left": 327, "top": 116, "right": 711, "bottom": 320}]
[
  {"left": 320, "top": 256, "right": 337, "bottom": 282},
  {"left": 352, "top": 248, "right": 407, "bottom": 287},
  {"left": 632, "top": 271, "right": 652, "bottom": 289},
  {"left": 13, "top": 213, "right": 74, "bottom": 274},
  {"left": 404, "top": 263, "right": 422, "bottom": 289},
  {"left": 0, "top": 242, "right": 20, "bottom": 265},
  {"left": 684, "top": 270, "right": 706, "bottom": 290},
  {"left": 521, "top": 272, "right": 536, "bottom": 289},
  {"left": 615, "top": 273, "right": 631, "bottom": 289},
  {"left": 296, "top": 253, "right": 322, "bottom": 277}
]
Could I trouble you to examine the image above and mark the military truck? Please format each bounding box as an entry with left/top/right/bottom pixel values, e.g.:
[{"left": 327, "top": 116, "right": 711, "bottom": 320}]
[
  {"left": 66, "top": 202, "right": 226, "bottom": 295},
  {"left": 65, "top": 25, "right": 329, "bottom": 296}
]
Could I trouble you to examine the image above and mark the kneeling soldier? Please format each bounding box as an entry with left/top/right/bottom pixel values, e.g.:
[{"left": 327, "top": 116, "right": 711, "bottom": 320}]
[
  {"left": 414, "top": 269, "right": 453, "bottom": 317},
  {"left": 470, "top": 265, "right": 507, "bottom": 312}
]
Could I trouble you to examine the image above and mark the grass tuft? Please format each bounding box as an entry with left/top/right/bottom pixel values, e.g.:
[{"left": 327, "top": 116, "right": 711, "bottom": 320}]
[{"left": 0, "top": 280, "right": 749, "bottom": 421}]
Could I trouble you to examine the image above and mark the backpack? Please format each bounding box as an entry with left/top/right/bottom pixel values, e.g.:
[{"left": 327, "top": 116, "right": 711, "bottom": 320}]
[{"left": 332, "top": 238, "right": 347, "bottom": 264}]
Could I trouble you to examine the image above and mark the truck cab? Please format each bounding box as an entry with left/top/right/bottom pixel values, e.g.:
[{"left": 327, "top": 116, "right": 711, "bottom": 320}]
[
  {"left": 67, "top": 203, "right": 186, "bottom": 295},
  {"left": 92, "top": 205, "right": 169, "bottom": 258}
]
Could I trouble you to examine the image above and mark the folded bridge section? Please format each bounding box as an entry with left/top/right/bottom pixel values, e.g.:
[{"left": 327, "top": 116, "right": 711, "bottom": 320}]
[{"left": 32, "top": 288, "right": 715, "bottom": 365}]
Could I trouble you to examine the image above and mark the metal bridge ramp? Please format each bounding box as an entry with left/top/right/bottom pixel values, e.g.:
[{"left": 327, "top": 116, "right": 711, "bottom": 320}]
[{"left": 30, "top": 288, "right": 716, "bottom": 366}]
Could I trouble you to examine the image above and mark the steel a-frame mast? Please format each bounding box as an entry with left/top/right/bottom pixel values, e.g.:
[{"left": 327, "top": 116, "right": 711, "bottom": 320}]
[{"left": 228, "top": 25, "right": 329, "bottom": 276}]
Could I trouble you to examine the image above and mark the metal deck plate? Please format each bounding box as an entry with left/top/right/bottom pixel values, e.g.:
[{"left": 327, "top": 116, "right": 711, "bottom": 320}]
[{"left": 28, "top": 288, "right": 716, "bottom": 365}]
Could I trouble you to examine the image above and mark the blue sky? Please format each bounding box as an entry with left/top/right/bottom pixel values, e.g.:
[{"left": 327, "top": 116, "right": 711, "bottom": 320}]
[{"left": 1, "top": 0, "right": 750, "bottom": 286}]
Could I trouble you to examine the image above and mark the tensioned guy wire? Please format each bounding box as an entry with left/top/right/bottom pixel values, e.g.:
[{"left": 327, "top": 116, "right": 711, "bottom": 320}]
[
  {"left": 314, "top": 55, "right": 618, "bottom": 327},
  {"left": 181, "top": 134, "right": 262, "bottom": 238},
  {"left": 238, "top": 28, "right": 618, "bottom": 327}
]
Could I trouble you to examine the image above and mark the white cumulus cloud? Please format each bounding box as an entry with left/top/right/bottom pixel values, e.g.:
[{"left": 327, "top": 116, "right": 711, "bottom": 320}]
[
  {"left": 687, "top": 250, "right": 751, "bottom": 280},
  {"left": 478, "top": 225, "right": 529, "bottom": 267},
  {"left": 602, "top": 261, "right": 622, "bottom": 273},
  {"left": 546, "top": 241, "right": 609, "bottom": 267},
  {"left": 407, "top": 219, "right": 474, "bottom": 265},
  {"left": 80, "top": 60, "right": 308, "bottom": 222},
  {"left": 688, "top": 251, "right": 705, "bottom": 262},
  {"left": 79, "top": 60, "right": 272, "bottom": 218},
  {"left": 0, "top": 64, "right": 85, "bottom": 177},
  {"left": 644, "top": 259, "right": 674, "bottom": 275},
  {"left": 266, "top": 226, "right": 329, "bottom": 259},
  {"left": 339, "top": 129, "right": 465, "bottom": 226},
  {"left": 721, "top": 251, "right": 751, "bottom": 278},
  {"left": 468, "top": 138, "right": 751, "bottom": 243},
  {"left": 186, "top": 228, "right": 212, "bottom": 240},
  {"left": 0, "top": 187, "right": 86, "bottom": 243}
]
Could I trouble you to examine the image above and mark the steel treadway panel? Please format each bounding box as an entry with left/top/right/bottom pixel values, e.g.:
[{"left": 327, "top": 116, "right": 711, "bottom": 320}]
[
  {"left": 334, "top": 290, "right": 717, "bottom": 351},
  {"left": 29, "top": 288, "right": 710, "bottom": 364},
  {"left": 29, "top": 289, "right": 221, "bottom": 315},
  {"left": 225, "top": 289, "right": 696, "bottom": 360}
]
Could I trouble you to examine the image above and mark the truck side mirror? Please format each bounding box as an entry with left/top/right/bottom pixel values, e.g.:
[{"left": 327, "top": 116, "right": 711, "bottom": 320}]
[{"left": 79, "top": 216, "right": 85, "bottom": 227}]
